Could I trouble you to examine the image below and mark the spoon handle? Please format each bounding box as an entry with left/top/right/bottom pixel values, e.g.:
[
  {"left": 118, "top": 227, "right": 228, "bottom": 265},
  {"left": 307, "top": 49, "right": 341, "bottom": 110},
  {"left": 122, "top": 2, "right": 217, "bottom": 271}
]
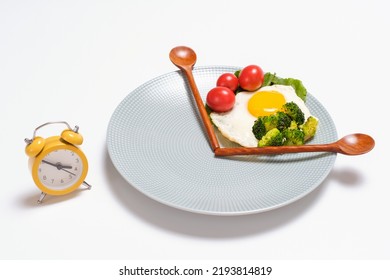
[
  {"left": 214, "top": 143, "right": 341, "bottom": 156},
  {"left": 182, "top": 67, "right": 220, "bottom": 151}
]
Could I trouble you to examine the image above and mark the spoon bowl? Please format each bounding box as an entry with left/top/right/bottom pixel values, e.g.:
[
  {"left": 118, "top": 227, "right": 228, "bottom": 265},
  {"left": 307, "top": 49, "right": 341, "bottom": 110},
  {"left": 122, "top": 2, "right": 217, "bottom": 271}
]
[
  {"left": 169, "top": 46, "right": 197, "bottom": 69},
  {"left": 335, "top": 133, "right": 375, "bottom": 155}
]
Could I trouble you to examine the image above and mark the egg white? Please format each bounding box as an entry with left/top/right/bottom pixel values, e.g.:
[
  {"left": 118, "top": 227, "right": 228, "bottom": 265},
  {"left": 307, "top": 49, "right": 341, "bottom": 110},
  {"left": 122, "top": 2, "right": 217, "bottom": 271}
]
[{"left": 209, "top": 85, "right": 312, "bottom": 148}]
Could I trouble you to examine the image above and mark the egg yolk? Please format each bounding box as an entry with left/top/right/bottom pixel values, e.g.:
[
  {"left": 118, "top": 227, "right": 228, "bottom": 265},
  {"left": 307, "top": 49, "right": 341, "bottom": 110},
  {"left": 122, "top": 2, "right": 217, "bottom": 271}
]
[{"left": 248, "top": 90, "right": 286, "bottom": 117}]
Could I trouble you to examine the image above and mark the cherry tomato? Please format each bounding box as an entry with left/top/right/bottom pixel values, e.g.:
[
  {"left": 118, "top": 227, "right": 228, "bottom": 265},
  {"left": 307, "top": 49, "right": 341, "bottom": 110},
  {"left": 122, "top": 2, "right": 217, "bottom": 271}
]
[
  {"left": 216, "top": 73, "right": 239, "bottom": 92},
  {"left": 206, "top": 86, "right": 235, "bottom": 112},
  {"left": 238, "top": 65, "right": 264, "bottom": 91}
]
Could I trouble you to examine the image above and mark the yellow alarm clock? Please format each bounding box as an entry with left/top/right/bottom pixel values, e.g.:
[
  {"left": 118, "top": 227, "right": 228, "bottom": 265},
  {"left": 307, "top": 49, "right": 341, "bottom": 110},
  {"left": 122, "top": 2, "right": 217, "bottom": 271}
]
[{"left": 24, "top": 121, "right": 91, "bottom": 203}]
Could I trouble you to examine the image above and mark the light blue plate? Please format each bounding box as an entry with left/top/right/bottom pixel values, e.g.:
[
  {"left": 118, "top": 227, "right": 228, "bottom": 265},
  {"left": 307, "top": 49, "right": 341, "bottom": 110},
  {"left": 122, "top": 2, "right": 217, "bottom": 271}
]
[{"left": 107, "top": 66, "right": 337, "bottom": 215}]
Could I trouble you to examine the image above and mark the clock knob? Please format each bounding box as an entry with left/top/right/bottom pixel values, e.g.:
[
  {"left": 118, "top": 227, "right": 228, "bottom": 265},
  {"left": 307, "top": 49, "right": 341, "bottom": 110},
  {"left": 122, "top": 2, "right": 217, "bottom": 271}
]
[
  {"left": 25, "top": 136, "right": 45, "bottom": 157},
  {"left": 61, "top": 129, "right": 83, "bottom": 145}
]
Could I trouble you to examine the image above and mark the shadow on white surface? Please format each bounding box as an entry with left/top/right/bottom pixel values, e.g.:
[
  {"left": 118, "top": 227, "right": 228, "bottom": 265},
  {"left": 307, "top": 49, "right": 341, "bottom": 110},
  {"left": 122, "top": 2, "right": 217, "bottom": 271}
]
[
  {"left": 328, "top": 168, "right": 364, "bottom": 186},
  {"left": 104, "top": 149, "right": 364, "bottom": 238},
  {"left": 19, "top": 187, "right": 91, "bottom": 207}
]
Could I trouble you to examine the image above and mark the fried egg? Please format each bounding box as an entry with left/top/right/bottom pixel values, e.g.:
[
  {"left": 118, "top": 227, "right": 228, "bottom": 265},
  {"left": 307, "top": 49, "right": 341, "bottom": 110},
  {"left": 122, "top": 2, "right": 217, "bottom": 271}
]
[{"left": 210, "top": 85, "right": 312, "bottom": 147}]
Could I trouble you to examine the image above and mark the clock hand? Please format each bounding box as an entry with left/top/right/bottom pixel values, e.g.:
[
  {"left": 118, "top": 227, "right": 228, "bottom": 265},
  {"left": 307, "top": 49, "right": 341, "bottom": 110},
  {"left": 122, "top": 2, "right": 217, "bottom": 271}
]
[
  {"left": 60, "top": 165, "right": 73, "bottom": 169},
  {"left": 42, "top": 160, "right": 57, "bottom": 168},
  {"left": 42, "top": 160, "right": 72, "bottom": 170},
  {"left": 60, "top": 168, "right": 77, "bottom": 177}
]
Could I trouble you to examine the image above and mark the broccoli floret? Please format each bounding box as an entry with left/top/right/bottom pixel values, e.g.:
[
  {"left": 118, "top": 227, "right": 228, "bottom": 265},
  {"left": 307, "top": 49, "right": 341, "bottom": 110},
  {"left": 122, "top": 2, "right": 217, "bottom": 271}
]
[
  {"left": 302, "top": 116, "right": 318, "bottom": 141},
  {"left": 275, "top": 111, "right": 292, "bottom": 131},
  {"left": 253, "top": 111, "right": 292, "bottom": 140},
  {"left": 282, "top": 102, "right": 305, "bottom": 125},
  {"left": 282, "top": 129, "right": 305, "bottom": 146},
  {"left": 252, "top": 118, "right": 266, "bottom": 140},
  {"left": 289, "top": 120, "right": 298, "bottom": 130},
  {"left": 261, "top": 114, "right": 278, "bottom": 131},
  {"left": 258, "top": 128, "right": 284, "bottom": 147},
  {"left": 261, "top": 111, "right": 292, "bottom": 132}
]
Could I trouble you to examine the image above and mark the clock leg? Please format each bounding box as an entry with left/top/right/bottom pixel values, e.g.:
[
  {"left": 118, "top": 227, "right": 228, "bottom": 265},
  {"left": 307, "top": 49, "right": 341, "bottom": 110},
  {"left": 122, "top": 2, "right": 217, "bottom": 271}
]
[
  {"left": 82, "top": 181, "right": 92, "bottom": 190},
  {"left": 37, "top": 192, "right": 47, "bottom": 204}
]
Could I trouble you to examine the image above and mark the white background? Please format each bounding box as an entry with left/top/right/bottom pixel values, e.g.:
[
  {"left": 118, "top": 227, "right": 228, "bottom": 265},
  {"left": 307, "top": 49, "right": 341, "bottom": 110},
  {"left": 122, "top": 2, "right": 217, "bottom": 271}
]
[{"left": 1, "top": 0, "right": 389, "bottom": 262}]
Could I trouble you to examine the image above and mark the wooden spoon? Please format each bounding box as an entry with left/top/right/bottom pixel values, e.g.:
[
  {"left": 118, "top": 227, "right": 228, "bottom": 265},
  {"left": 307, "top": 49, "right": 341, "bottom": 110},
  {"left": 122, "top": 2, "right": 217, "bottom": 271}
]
[
  {"left": 169, "top": 46, "right": 220, "bottom": 151},
  {"left": 214, "top": 133, "right": 375, "bottom": 156},
  {"left": 169, "top": 46, "right": 375, "bottom": 157}
]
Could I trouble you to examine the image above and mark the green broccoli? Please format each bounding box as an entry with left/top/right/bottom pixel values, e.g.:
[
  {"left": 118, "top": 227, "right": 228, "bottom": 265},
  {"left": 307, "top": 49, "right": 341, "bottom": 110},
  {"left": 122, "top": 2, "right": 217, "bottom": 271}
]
[
  {"left": 251, "top": 104, "right": 319, "bottom": 146},
  {"left": 289, "top": 120, "right": 298, "bottom": 130},
  {"left": 275, "top": 111, "right": 292, "bottom": 131},
  {"left": 252, "top": 118, "right": 266, "bottom": 140},
  {"left": 261, "top": 111, "right": 291, "bottom": 132},
  {"left": 301, "top": 116, "right": 318, "bottom": 141},
  {"left": 282, "top": 102, "right": 305, "bottom": 125},
  {"left": 258, "top": 128, "right": 284, "bottom": 147},
  {"left": 261, "top": 114, "right": 278, "bottom": 131},
  {"left": 282, "top": 129, "right": 305, "bottom": 146}
]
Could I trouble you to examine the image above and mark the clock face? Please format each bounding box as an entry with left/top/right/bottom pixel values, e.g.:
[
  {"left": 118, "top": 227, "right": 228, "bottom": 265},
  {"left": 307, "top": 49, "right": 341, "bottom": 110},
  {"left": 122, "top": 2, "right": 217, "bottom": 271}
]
[{"left": 37, "top": 148, "right": 84, "bottom": 190}]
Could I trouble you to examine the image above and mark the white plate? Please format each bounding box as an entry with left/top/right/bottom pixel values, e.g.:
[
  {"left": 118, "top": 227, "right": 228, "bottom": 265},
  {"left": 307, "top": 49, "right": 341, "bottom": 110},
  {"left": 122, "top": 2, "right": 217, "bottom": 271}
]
[{"left": 107, "top": 66, "right": 337, "bottom": 215}]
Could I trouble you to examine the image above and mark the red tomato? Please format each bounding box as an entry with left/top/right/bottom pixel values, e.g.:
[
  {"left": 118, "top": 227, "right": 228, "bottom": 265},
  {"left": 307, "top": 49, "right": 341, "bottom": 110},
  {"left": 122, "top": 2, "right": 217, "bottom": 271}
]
[
  {"left": 238, "top": 65, "right": 264, "bottom": 91},
  {"left": 206, "top": 86, "right": 235, "bottom": 112},
  {"left": 216, "top": 73, "right": 239, "bottom": 92}
]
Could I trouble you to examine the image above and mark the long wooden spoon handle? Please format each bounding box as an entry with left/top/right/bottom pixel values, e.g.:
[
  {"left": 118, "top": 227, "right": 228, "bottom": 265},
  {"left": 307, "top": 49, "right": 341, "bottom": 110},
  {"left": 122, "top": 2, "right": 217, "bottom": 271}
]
[
  {"left": 182, "top": 67, "right": 220, "bottom": 151},
  {"left": 214, "top": 144, "right": 341, "bottom": 156}
]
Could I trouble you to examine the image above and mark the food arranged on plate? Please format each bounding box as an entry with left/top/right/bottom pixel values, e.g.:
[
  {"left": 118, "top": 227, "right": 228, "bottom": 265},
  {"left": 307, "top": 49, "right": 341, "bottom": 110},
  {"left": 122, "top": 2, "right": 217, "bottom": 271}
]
[
  {"left": 169, "top": 46, "right": 374, "bottom": 157},
  {"left": 206, "top": 65, "right": 318, "bottom": 148}
]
